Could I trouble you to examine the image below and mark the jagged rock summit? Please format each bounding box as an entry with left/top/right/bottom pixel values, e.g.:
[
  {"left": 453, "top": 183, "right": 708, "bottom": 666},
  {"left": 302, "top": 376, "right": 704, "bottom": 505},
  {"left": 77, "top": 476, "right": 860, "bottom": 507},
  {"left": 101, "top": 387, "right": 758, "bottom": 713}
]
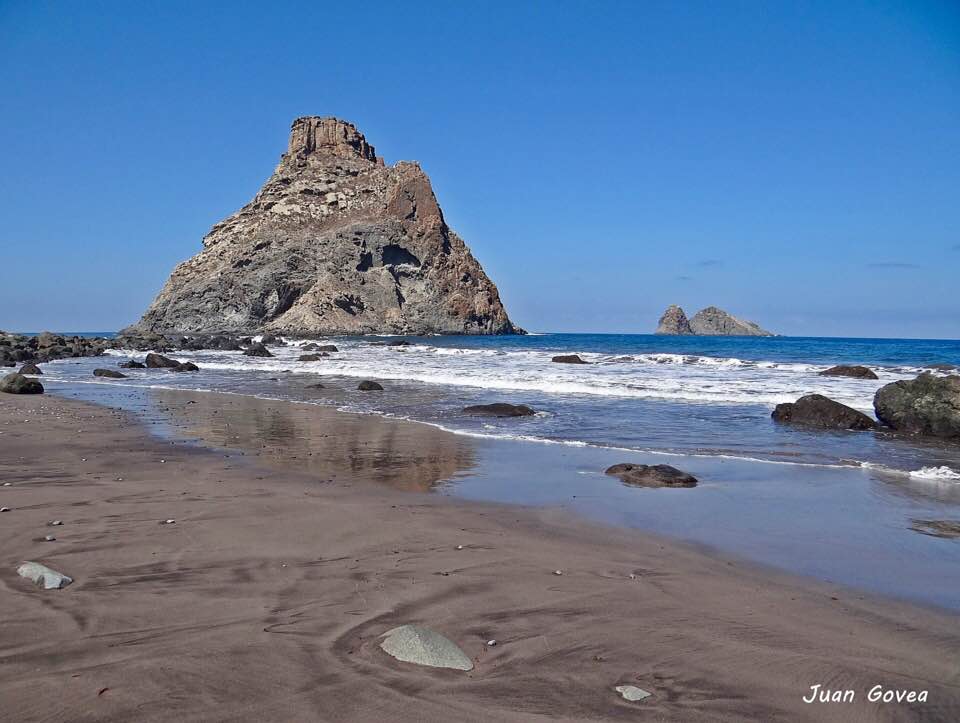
[
  {"left": 655, "top": 305, "right": 693, "bottom": 335},
  {"left": 654, "top": 305, "right": 773, "bottom": 336},
  {"left": 126, "top": 117, "right": 520, "bottom": 336}
]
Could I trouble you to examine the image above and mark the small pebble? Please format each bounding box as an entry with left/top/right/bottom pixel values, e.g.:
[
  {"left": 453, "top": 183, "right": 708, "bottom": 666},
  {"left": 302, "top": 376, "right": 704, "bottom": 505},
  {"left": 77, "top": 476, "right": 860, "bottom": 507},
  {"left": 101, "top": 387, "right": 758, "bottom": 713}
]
[
  {"left": 629, "top": 573, "right": 637, "bottom": 580},
  {"left": 0, "top": 507, "right": 9, "bottom": 512},
  {"left": 2, "top": 482, "right": 11, "bottom": 487},
  {"left": 486, "top": 639, "right": 497, "bottom": 647},
  {"left": 554, "top": 570, "right": 563, "bottom": 576},
  {"left": 44, "top": 535, "right": 56, "bottom": 542},
  {"left": 163, "top": 519, "right": 176, "bottom": 524},
  {"left": 455, "top": 545, "right": 464, "bottom": 550},
  {"left": 50, "top": 520, "right": 63, "bottom": 526}
]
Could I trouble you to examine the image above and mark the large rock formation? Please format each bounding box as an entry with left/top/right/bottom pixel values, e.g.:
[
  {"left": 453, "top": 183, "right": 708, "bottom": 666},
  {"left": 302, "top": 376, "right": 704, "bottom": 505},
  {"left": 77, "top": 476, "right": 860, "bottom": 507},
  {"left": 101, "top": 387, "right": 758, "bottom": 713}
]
[
  {"left": 772, "top": 394, "right": 876, "bottom": 431},
  {"left": 874, "top": 373, "right": 960, "bottom": 440},
  {"left": 655, "top": 305, "right": 693, "bottom": 335},
  {"left": 654, "top": 305, "right": 773, "bottom": 336},
  {"left": 125, "top": 117, "right": 520, "bottom": 336}
]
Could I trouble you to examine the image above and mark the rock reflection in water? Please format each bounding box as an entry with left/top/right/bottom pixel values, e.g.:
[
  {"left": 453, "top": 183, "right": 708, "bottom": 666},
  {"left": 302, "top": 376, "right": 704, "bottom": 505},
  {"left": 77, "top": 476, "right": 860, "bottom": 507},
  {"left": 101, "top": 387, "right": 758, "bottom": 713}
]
[{"left": 148, "top": 389, "right": 476, "bottom": 492}]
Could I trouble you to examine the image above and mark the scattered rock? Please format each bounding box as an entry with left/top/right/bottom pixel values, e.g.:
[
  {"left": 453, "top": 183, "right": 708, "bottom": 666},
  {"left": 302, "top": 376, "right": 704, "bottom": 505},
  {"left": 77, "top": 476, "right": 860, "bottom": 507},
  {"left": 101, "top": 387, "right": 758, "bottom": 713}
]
[
  {"left": 298, "top": 353, "right": 328, "bottom": 361},
  {"left": 17, "top": 561, "right": 73, "bottom": 589},
  {"left": 379, "top": 625, "right": 473, "bottom": 671},
  {"left": 605, "top": 463, "right": 698, "bottom": 488},
  {"left": 387, "top": 340, "right": 411, "bottom": 347},
  {"left": 19, "top": 363, "right": 42, "bottom": 375},
  {"left": 145, "top": 353, "right": 181, "bottom": 369},
  {"left": 43, "top": 535, "right": 56, "bottom": 542},
  {"left": 358, "top": 380, "right": 384, "bottom": 391},
  {"left": 0, "top": 373, "right": 44, "bottom": 395},
  {"left": 551, "top": 354, "right": 588, "bottom": 364},
  {"left": 615, "top": 685, "right": 652, "bottom": 702},
  {"left": 463, "top": 402, "right": 536, "bottom": 417},
  {"left": 0, "top": 507, "right": 9, "bottom": 512},
  {"left": 655, "top": 305, "right": 694, "bottom": 335},
  {"left": 553, "top": 570, "right": 563, "bottom": 576},
  {"left": 260, "top": 333, "right": 284, "bottom": 346},
  {"left": 772, "top": 394, "right": 877, "bottom": 431},
  {"left": 243, "top": 342, "right": 273, "bottom": 358},
  {"left": 93, "top": 368, "right": 127, "bottom": 378},
  {"left": 173, "top": 361, "right": 200, "bottom": 372},
  {"left": 909, "top": 519, "right": 960, "bottom": 539},
  {"left": 486, "top": 639, "right": 497, "bottom": 647},
  {"left": 874, "top": 373, "right": 960, "bottom": 440},
  {"left": 118, "top": 360, "right": 146, "bottom": 368},
  {"left": 927, "top": 363, "right": 957, "bottom": 371},
  {"left": 819, "top": 365, "right": 879, "bottom": 380},
  {"left": 315, "top": 345, "right": 339, "bottom": 352},
  {"left": 305, "top": 383, "right": 325, "bottom": 389},
  {"left": 50, "top": 520, "right": 63, "bottom": 526}
]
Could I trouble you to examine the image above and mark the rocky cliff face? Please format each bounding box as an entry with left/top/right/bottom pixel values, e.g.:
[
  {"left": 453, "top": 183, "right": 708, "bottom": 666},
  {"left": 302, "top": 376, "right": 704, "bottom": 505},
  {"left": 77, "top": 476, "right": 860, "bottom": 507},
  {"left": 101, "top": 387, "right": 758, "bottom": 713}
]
[
  {"left": 655, "top": 305, "right": 693, "bottom": 335},
  {"left": 126, "top": 117, "right": 519, "bottom": 336},
  {"left": 654, "top": 305, "right": 773, "bottom": 336}
]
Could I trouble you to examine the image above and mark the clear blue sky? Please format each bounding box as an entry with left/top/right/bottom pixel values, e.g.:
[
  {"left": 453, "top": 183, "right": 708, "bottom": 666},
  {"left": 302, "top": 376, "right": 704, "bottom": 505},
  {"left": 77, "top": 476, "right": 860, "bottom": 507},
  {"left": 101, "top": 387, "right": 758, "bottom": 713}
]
[{"left": 1, "top": 0, "right": 957, "bottom": 338}]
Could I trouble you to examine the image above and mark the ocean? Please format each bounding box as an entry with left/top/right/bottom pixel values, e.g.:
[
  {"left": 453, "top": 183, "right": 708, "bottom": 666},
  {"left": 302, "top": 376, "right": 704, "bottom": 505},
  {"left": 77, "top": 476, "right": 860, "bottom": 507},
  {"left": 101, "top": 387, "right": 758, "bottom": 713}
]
[{"left": 32, "top": 332, "right": 960, "bottom": 608}]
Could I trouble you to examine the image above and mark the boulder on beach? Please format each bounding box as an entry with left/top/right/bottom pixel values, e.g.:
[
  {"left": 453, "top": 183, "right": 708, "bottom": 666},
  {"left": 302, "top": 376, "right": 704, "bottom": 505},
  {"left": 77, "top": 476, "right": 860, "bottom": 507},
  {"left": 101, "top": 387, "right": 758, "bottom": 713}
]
[
  {"left": 379, "top": 625, "right": 473, "bottom": 671},
  {"left": 315, "top": 345, "right": 339, "bottom": 352},
  {"left": 298, "top": 353, "right": 328, "bottom": 361},
  {"left": 0, "top": 373, "right": 44, "bottom": 395},
  {"left": 819, "top": 365, "right": 879, "bottom": 380},
  {"left": 463, "top": 403, "right": 536, "bottom": 417},
  {"left": 874, "top": 373, "right": 960, "bottom": 440},
  {"left": 243, "top": 342, "right": 273, "bottom": 358},
  {"left": 118, "top": 360, "right": 146, "bottom": 369},
  {"left": 260, "top": 333, "right": 285, "bottom": 346},
  {"left": 19, "top": 363, "right": 42, "bottom": 375},
  {"left": 173, "top": 361, "right": 200, "bottom": 372},
  {"left": 605, "top": 463, "right": 698, "bottom": 488},
  {"left": 358, "top": 380, "right": 384, "bottom": 391},
  {"left": 552, "top": 354, "right": 588, "bottom": 364},
  {"left": 17, "top": 561, "right": 72, "bottom": 589},
  {"left": 93, "top": 368, "right": 127, "bottom": 378},
  {"left": 145, "top": 352, "right": 182, "bottom": 368},
  {"left": 772, "top": 394, "right": 876, "bottom": 431}
]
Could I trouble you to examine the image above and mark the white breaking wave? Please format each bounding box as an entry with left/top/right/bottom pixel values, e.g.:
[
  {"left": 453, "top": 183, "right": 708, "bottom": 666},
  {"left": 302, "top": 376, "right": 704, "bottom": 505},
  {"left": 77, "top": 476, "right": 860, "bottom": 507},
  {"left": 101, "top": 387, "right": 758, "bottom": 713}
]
[
  {"left": 92, "top": 338, "right": 926, "bottom": 411},
  {"left": 910, "top": 466, "right": 960, "bottom": 481}
]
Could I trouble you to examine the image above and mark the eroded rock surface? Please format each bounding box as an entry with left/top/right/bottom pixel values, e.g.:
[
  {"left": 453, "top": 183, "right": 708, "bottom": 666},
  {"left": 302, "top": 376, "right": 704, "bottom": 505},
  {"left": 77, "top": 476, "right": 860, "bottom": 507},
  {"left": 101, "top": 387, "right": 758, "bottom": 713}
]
[
  {"left": 655, "top": 305, "right": 693, "bottom": 335},
  {"left": 874, "top": 373, "right": 960, "bottom": 440},
  {"left": 126, "top": 117, "right": 519, "bottom": 336}
]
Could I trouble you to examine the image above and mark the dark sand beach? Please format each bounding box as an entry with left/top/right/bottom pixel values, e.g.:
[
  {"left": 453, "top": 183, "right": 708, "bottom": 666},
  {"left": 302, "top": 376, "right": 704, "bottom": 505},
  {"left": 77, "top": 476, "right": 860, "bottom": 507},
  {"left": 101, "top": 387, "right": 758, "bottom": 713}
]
[{"left": 2, "top": 391, "right": 959, "bottom": 722}]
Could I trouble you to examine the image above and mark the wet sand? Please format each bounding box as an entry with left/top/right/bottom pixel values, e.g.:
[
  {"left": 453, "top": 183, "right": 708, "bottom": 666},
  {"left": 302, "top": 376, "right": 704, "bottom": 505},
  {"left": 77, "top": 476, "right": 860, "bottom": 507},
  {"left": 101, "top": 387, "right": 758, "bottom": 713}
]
[{"left": 1, "top": 392, "right": 959, "bottom": 722}]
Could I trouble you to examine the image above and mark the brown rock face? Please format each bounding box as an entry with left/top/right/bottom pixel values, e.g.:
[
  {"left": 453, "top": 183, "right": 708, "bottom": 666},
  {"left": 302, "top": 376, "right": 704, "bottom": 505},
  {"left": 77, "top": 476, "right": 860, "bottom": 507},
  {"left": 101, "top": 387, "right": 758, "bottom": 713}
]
[{"left": 126, "top": 117, "right": 520, "bottom": 336}]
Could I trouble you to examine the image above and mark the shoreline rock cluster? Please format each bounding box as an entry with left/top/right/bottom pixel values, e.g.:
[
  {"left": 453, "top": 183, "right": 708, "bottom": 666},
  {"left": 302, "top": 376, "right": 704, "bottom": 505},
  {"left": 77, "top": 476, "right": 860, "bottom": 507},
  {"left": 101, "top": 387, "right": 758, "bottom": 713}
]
[
  {"left": 774, "top": 372, "right": 960, "bottom": 441},
  {"left": 1, "top": 331, "right": 111, "bottom": 366}
]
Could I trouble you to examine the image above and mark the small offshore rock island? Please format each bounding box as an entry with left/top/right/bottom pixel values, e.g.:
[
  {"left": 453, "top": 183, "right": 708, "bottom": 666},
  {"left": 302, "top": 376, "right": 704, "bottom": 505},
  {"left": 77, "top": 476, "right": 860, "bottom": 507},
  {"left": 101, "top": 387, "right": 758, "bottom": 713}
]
[{"left": 126, "top": 117, "right": 521, "bottom": 336}]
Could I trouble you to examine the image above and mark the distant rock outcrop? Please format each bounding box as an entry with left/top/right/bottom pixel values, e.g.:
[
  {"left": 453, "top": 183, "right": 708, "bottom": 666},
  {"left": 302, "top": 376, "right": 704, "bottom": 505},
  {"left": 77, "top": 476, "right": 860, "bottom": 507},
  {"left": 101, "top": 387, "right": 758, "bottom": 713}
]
[
  {"left": 654, "top": 305, "right": 772, "bottom": 336},
  {"left": 126, "top": 117, "right": 520, "bottom": 337},
  {"left": 655, "top": 305, "right": 693, "bottom": 335}
]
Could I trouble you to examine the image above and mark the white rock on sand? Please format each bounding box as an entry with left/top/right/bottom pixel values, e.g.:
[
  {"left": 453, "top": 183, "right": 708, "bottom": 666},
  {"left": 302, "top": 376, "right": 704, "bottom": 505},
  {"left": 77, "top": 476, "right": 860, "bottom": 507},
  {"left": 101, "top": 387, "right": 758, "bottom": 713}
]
[
  {"left": 17, "top": 561, "right": 73, "bottom": 590},
  {"left": 379, "top": 625, "right": 473, "bottom": 671},
  {"left": 615, "top": 684, "right": 651, "bottom": 702}
]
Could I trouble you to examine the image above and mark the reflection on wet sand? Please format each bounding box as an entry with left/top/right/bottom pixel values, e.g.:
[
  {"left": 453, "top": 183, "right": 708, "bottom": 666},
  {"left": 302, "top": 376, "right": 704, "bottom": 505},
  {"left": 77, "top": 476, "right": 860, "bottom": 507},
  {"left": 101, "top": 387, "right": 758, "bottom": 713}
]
[{"left": 148, "top": 389, "right": 476, "bottom": 492}]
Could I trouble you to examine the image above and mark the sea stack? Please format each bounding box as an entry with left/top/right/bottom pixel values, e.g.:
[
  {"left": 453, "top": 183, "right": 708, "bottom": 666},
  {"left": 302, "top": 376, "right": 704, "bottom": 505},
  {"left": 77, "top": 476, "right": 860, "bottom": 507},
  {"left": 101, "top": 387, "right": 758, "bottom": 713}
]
[
  {"left": 655, "top": 305, "right": 693, "bottom": 335},
  {"left": 125, "top": 117, "right": 520, "bottom": 336},
  {"left": 654, "top": 305, "right": 773, "bottom": 336}
]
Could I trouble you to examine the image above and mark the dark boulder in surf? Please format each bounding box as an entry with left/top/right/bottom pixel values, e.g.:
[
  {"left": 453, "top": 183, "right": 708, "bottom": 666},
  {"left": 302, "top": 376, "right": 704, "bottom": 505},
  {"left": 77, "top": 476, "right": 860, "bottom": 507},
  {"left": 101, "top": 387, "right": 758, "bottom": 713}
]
[
  {"left": 173, "top": 361, "right": 200, "bottom": 372},
  {"left": 118, "top": 360, "right": 146, "bottom": 369},
  {"left": 93, "top": 368, "right": 127, "bottom": 378},
  {"left": 874, "top": 373, "right": 960, "bottom": 440},
  {"left": 551, "top": 354, "right": 588, "bottom": 364},
  {"left": 819, "top": 365, "right": 878, "bottom": 380},
  {"left": 298, "top": 353, "right": 328, "bottom": 361},
  {"left": 145, "top": 353, "right": 182, "bottom": 368},
  {"left": 772, "top": 394, "right": 876, "bottom": 431},
  {"left": 243, "top": 342, "right": 273, "bottom": 358},
  {"left": 19, "top": 363, "right": 42, "bottom": 375},
  {"left": 605, "top": 463, "right": 698, "bottom": 488},
  {"left": 463, "top": 403, "right": 536, "bottom": 417},
  {"left": 358, "top": 380, "right": 384, "bottom": 391}
]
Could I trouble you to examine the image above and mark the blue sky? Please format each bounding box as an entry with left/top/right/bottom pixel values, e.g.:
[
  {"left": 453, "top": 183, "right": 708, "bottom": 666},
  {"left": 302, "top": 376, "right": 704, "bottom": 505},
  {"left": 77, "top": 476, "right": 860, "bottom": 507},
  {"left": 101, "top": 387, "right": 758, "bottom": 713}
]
[{"left": 0, "top": 0, "right": 957, "bottom": 338}]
